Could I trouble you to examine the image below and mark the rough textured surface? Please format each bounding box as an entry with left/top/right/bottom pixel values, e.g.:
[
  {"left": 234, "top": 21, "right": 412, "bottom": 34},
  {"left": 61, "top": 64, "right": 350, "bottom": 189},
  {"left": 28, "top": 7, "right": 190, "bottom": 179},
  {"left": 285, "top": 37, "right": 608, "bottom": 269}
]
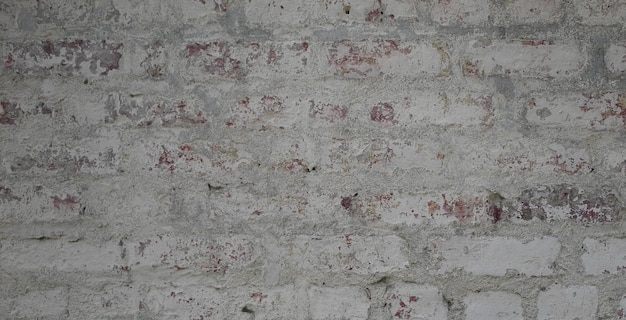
[{"left": 0, "top": 0, "right": 626, "bottom": 319}]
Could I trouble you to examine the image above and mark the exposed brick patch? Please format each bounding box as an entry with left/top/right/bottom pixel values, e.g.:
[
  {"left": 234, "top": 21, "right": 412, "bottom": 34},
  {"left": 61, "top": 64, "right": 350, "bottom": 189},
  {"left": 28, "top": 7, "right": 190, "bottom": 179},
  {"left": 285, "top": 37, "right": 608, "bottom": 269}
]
[{"left": 5, "top": 40, "right": 122, "bottom": 76}]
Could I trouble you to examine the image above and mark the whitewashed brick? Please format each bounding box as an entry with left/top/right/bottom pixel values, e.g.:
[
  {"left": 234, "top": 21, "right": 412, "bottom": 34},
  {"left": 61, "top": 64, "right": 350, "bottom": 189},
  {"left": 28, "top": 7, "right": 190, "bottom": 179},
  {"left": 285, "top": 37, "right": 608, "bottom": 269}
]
[
  {"left": 0, "top": 240, "right": 124, "bottom": 273},
  {"left": 582, "top": 238, "right": 626, "bottom": 275},
  {"left": 573, "top": 0, "right": 626, "bottom": 25},
  {"left": 386, "top": 284, "right": 447, "bottom": 320},
  {"left": 12, "top": 287, "right": 69, "bottom": 319},
  {"left": 463, "top": 40, "right": 584, "bottom": 79},
  {"left": 431, "top": 236, "right": 560, "bottom": 276},
  {"left": 527, "top": 92, "right": 626, "bottom": 129},
  {"left": 308, "top": 286, "right": 370, "bottom": 320},
  {"left": 503, "top": 0, "right": 562, "bottom": 24},
  {"left": 605, "top": 43, "right": 626, "bottom": 74},
  {"left": 537, "top": 285, "right": 598, "bottom": 320},
  {"left": 464, "top": 292, "right": 523, "bottom": 320},
  {"left": 284, "top": 235, "right": 409, "bottom": 275},
  {"left": 431, "top": 0, "right": 489, "bottom": 26}
]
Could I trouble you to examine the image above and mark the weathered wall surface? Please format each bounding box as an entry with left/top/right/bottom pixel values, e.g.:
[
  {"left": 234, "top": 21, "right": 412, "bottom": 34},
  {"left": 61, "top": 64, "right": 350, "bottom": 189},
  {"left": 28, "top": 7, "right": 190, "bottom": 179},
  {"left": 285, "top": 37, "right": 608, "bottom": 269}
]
[{"left": 1, "top": 0, "right": 626, "bottom": 319}]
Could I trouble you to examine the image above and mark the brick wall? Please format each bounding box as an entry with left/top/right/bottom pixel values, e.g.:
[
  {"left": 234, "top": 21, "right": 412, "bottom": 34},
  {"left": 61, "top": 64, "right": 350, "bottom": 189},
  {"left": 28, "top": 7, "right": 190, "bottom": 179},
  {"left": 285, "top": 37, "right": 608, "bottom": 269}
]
[{"left": 0, "top": 0, "right": 625, "bottom": 319}]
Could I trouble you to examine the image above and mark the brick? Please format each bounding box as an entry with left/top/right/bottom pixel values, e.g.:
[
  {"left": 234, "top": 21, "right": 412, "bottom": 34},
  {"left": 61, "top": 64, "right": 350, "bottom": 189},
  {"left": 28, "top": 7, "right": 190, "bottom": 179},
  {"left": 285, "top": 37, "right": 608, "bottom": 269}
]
[
  {"left": 386, "top": 284, "right": 447, "bottom": 320},
  {"left": 527, "top": 92, "right": 626, "bottom": 129},
  {"left": 431, "top": 236, "right": 560, "bottom": 276},
  {"left": 9, "top": 135, "right": 120, "bottom": 176},
  {"left": 31, "top": 0, "right": 94, "bottom": 29},
  {"left": 0, "top": 182, "right": 86, "bottom": 223},
  {"left": 284, "top": 235, "right": 409, "bottom": 275},
  {"left": 573, "top": 0, "right": 626, "bottom": 25},
  {"left": 183, "top": 40, "right": 448, "bottom": 81},
  {"left": 243, "top": 0, "right": 416, "bottom": 27},
  {"left": 130, "top": 234, "right": 260, "bottom": 274},
  {"left": 102, "top": 91, "right": 211, "bottom": 126},
  {"left": 582, "top": 238, "right": 626, "bottom": 275},
  {"left": 183, "top": 40, "right": 312, "bottom": 81},
  {"left": 430, "top": 0, "right": 489, "bottom": 26},
  {"left": 605, "top": 43, "right": 626, "bottom": 74},
  {"left": 11, "top": 287, "right": 69, "bottom": 319},
  {"left": 228, "top": 286, "right": 299, "bottom": 320},
  {"left": 98, "top": 0, "right": 164, "bottom": 28},
  {"left": 350, "top": 191, "right": 492, "bottom": 225},
  {"left": 68, "top": 285, "right": 140, "bottom": 319},
  {"left": 308, "top": 286, "right": 370, "bottom": 320},
  {"left": 0, "top": 239, "right": 124, "bottom": 273},
  {"left": 326, "top": 40, "right": 447, "bottom": 78},
  {"left": 464, "top": 292, "right": 523, "bottom": 320},
  {"left": 2, "top": 40, "right": 123, "bottom": 77},
  {"left": 142, "top": 286, "right": 224, "bottom": 319},
  {"left": 506, "top": 184, "right": 619, "bottom": 223},
  {"left": 501, "top": 0, "right": 563, "bottom": 24},
  {"left": 366, "top": 91, "right": 497, "bottom": 127},
  {"left": 462, "top": 40, "right": 584, "bottom": 79},
  {"left": 537, "top": 285, "right": 598, "bottom": 320}
]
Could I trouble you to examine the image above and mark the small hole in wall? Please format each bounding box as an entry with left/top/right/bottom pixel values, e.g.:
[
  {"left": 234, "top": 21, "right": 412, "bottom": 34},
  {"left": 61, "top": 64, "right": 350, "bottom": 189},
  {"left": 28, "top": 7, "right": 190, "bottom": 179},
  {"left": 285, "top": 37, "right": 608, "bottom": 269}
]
[{"left": 343, "top": 5, "right": 351, "bottom": 14}]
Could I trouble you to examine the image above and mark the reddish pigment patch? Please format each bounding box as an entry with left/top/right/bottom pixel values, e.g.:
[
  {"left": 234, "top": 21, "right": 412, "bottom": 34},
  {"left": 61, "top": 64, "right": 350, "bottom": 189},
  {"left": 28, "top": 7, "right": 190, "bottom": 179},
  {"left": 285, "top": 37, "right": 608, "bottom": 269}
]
[
  {"left": 428, "top": 194, "right": 484, "bottom": 222},
  {"left": 370, "top": 102, "right": 396, "bottom": 123},
  {"left": 341, "top": 197, "right": 352, "bottom": 210},
  {"left": 185, "top": 42, "right": 243, "bottom": 79},
  {"left": 186, "top": 43, "right": 209, "bottom": 56},
  {"left": 0, "top": 186, "right": 20, "bottom": 202},
  {"left": 266, "top": 48, "right": 282, "bottom": 65},
  {"left": 51, "top": 195, "right": 79, "bottom": 210},
  {"left": 344, "top": 234, "right": 352, "bottom": 248},
  {"left": 42, "top": 41, "right": 56, "bottom": 55},
  {"left": 290, "top": 42, "right": 309, "bottom": 52},
  {"left": 427, "top": 201, "right": 440, "bottom": 216},
  {"left": 157, "top": 146, "right": 176, "bottom": 172},
  {"left": 252, "top": 210, "right": 263, "bottom": 216},
  {"left": 488, "top": 204, "right": 502, "bottom": 223},
  {"left": 479, "top": 96, "right": 495, "bottom": 127},
  {"left": 251, "top": 292, "right": 267, "bottom": 303},
  {"left": 272, "top": 159, "right": 309, "bottom": 173},
  {"left": 366, "top": 9, "right": 382, "bottom": 21},
  {"left": 179, "top": 145, "right": 193, "bottom": 152},
  {"left": 4, "top": 54, "right": 14, "bottom": 68},
  {"left": 462, "top": 60, "right": 482, "bottom": 76},
  {"left": 260, "top": 95, "right": 284, "bottom": 113},
  {"left": 328, "top": 40, "right": 412, "bottom": 77},
  {"left": 547, "top": 154, "right": 591, "bottom": 174},
  {"left": 0, "top": 101, "right": 20, "bottom": 124},
  {"left": 309, "top": 100, "right": 348, "bottom": 122}
]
